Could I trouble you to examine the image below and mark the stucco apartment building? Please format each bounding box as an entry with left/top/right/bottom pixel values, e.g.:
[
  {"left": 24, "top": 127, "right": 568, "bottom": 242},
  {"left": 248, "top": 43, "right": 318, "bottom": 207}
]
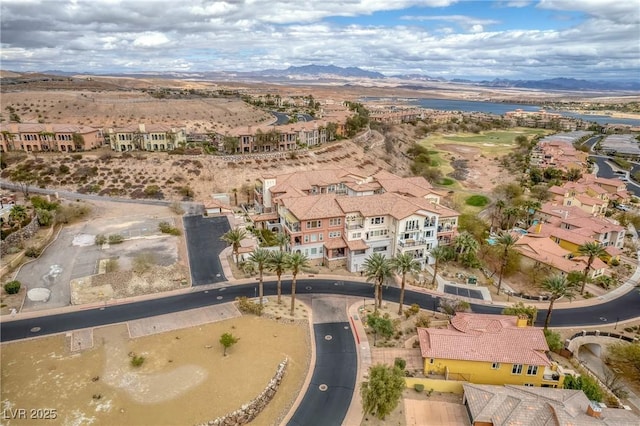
[
  {"left": 0, "top": 123, "right": 103, "bottom": 152},
  {"left": 105, "top": 123, "right": 187, "bottom": 152},
  {"left": 252, "top": 169, "right": 459, "bottom": 272},
  {"left": 418, "top": 313, "right": 567, "bottom": 388}
]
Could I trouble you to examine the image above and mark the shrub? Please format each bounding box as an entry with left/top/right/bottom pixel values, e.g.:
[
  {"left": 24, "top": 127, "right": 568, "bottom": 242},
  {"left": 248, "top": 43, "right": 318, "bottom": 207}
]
[
  {"left": 30, "top": 195, "right": 59, "bottom": 211},
  {"left": 4, "top": 280, "right": 21, "bottom": 294},
  {"left": 414, "top": 383, "right": 425, "bottom": 393},
  {"left": 415, "top": 313, "right": 431, "bottom": 328},
  {"left": 25, "top": 247, "right": 42, "bottom": 258},
  {"left": 36, "top": 208, "right": 55, "bottom": 226},
  {"left": 236, "top": 296, "right": 264, "bottom": 316},
  {"left": 143, "top": 185, "right": 161, "bottom": 197},
  {"left": 108, "top": 234, "right": 124, "bottom": 244},
  {"left": 71, "top": 154, "right": 82, "bottom": 160},
  {"left": 394, "top": 358, "right": 406, "bottom": 371},
  {"left": 130, "top": 354, "right": 145, "bottom": 368},
  {"left": 609, "top": 258, "right": 620, "bottom": 267},
  {"left": 58, "top": 164, "right": 70, "bottom": 174},
  {"left": 404, "top": 303, "right": 421, "bottom": 319},
  {"left": 95, "top": 234, "right": 107, "bottom": 245},
  {"left": 158, "top": 221, "right": 181, "bottom": 236},
  {"left": 544, "top": 329, "right": 563, "bottom": 352}
]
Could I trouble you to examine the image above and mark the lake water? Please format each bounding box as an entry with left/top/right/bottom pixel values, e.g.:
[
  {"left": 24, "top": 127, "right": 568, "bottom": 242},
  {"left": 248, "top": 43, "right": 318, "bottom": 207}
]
[{"left": 361, "top": 97, "right": 640, "bottom": 126}]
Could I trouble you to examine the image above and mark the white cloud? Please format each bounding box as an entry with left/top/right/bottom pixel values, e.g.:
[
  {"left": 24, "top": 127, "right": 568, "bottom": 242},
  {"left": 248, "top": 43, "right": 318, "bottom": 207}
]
[{"left": 132, "top": 32, "right": 170, "bottom": 48}]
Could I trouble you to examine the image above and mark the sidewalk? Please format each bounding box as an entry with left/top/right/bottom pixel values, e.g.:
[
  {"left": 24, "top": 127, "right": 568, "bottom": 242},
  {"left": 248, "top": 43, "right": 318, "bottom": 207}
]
[{"left": 343, "top": 299, "right": 372, "bottom": 426}]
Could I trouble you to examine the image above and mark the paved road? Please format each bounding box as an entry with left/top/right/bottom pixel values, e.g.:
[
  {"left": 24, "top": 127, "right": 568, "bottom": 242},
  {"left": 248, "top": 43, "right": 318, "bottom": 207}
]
[
  {"left": 3, "top": 279, "right": 640, "bottom": 342},
  {"left": 183, "top": 214, "right": 229, "bottom": 285},
  {"left": 590, "top": 155, "right": 640, "bottom": 197},
  {"left": 288, "top": 296, "right": 356, "bottom": 426}
]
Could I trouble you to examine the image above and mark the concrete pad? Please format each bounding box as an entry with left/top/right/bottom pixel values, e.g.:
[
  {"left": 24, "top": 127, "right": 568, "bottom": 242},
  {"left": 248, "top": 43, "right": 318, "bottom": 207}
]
[
  {"left": 70, "top": 328, "right": 94, "bottom": 352},
  {"left": 404, "top": 399, "right": 470, "bottom": 426},
  {"left": 27, "top": 287, "right": 51, "bottom": 302},
  {"left": 127, "top": 304, "right": 242, "bottom": 338}
]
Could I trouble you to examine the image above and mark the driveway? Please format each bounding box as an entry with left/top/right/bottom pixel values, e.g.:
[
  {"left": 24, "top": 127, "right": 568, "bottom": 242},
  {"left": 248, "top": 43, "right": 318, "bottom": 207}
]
[{"left": 183, "top": 214, "right": 230, "bottom": 285}]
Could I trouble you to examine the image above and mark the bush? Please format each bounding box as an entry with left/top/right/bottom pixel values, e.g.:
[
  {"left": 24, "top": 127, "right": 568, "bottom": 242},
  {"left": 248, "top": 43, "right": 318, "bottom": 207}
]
[
  {"left": 394, "top": 358, "right": 406, "bottom": 371},
  {"left": 55, "top": 203, "right": 91, "bottom": 224},
  {"left": 236, "top": 296, "right": 264, "bottom": 316},
  {"left": 158, "top": 221, "right": 181, "bottom": 236},
  {"left": 95, "top": 234, "right": 107, "bottom": 245},
  {"left": 414, "top": 383, "right": 425, "bottom": 393},
  {"left": 4, "top": 280, "right": 21, "bottom": 294},
  {"left": 35, "top": 208, "right": 55, "bottom": 226},
  {"left": 609, "top": 258, "right": 620, "bottom": 267},
  {"left": 415, "top": 313, "right": 431, "bottom": 328},
  {"left": 544, "top": 329, "right": 563, "bottom": 352},
  {"left": 108, "top": 234, "right": 124, "bottom": 244},
  {"left": 25, "top": 246, "right": 42, "bottom": 258},
  {"left": 130, "top": 354, "right": 145, "bottom": 368}
]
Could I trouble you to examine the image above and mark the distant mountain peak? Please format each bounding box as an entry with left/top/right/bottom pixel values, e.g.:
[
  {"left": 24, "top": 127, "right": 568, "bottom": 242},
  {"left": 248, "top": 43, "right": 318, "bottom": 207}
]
[{"left": 262, "top": 64, "right": 385, "bottom": 79}]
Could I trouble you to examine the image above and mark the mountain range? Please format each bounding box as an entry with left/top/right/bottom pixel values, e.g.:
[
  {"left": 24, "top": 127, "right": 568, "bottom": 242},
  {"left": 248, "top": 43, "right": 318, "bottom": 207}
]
[{"left": 21, "top": 64, "right": 640, "bottom": 91}]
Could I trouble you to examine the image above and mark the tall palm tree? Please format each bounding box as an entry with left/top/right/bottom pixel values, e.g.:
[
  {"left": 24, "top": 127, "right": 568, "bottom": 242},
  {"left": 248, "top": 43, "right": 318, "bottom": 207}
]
[
  {"left": 453, "top": 231, "right": 479, "bottom": 261},
  {"left": 220, "top": 227, "right": 247, "bottom": 265},
  {"left": 495, "top": 232, "right": 517, "bottom": 295},
  {"left": 248, "top": 248, "right": 270, "bottom": 311},
  {"left": 577, "top": 241, "right": 607, "bottom": 294},
  {"left": 541, "top": 274, "right": 578, "bottom": 329},
  {"left": 274, "top": 232, "right": 289, "bottom": 252},
  {"left": 430, "top": 246, "right": 450, "bottom": 287},
  {"left": 391, "top": 253, "right": 421, "bottom": 315},
  {"left": 267, "top": 250, "right": 288, "bottom": 305},
  {"left": 363, "top": 253, "right": 393, "bottom": 313},
  {"left": 284, "top": 252, "right": 309, "bottom": 316},
  {"left": 492, "top": 199, "right": 506, "bottom": 231}
]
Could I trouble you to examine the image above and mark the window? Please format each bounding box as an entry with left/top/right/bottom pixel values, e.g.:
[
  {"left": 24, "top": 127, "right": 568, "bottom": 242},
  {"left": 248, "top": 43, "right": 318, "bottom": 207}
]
[
  {"left": 425, "top": 230, "right": 433, "bottom": 238},
  {"left": 524, "top": 383, "right": 534, "bottom": 387},
  {"left": 319, "top": 233, "right": 323, "bottom": 241},
  {"left": 512, "top": 364, "right": 523, "bottom": 375},
  {"left": 491, "top": 362, "right": 500, "bottom": 370},
  {"left": 311, "top": 234, "right": 317, "bottom": 242},
  {"left": 329, "top": 231, "right": 341, "bottom": 238},
  {"left": 373, "top": 246, "right": 387, "bottom": 252},
  {"left": 310, "top": 248, "right": 317, "bottom": 255},
  {"left": 405, "top": 219, "right": 419, "bottom": 231},
  {"left": 527, "top": 365, "right": 538, "bottom": 376},
  {"left": 429, "top": 358, "right": 435, "bottom": 364},
  {"left": 352, "top": 232, "right": 361, "bottom": 239},
  {"left": 306, "top": 220, "right": 321, "bottom": 229},
  {"left": 329, "top": 218, "right": 342, "bottom": 226},
  {"left": 370, "top": 229, "right": 388, "bottom": 238},
  {"left": 304, "top": 235, "right": 309, "bottom": 243},
  {"left": 371, "top": 217, "right": 385, "bottom": 225}
]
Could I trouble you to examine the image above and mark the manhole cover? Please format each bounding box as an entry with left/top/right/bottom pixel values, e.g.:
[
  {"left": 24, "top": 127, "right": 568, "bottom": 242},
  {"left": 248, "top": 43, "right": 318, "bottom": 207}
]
[
  {"left": 319, "top": 384, "right": 328, "bottom": 391},
  {"left": 30, "top": 327, "right": 41, "bottom": 333},
  {"left": 216, "top": 274, "right": 221, "bottom": 278},
  {"left": 204, "top": 291, "right": 209, "bottom": 294},
  {"left": 216, "top": 296, "right": 223, "bottom": 300},
  {"left": 325, "top": 335, "right": 333, "bottom": 340},
  {"left": 305, "top": 286, "right": 312, "bottom": 290},
  {"left": 219, "top": 288, "right": 226, "bottom": 291},
  {"left": 344, "top": 326, "right": 349, "bottom": 330}
]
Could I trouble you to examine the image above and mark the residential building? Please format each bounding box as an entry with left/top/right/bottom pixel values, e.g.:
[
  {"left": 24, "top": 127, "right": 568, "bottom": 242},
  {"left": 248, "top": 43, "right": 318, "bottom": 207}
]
[
  {"left": 417, "top": 313, "right": 566, "bottom": 388},
  {"left": 0, "top": 123, "right": 103, "bottom": 152},
  {"left": 105, "top": 123, "right": 187, "bottom": 152},
  {"left": 463, "top": 383, "right": 639, "bottom": 426},
  {"left": 531, "top": 141, "right": 588, "bottom": 172},
  {"left": 252, "top": 168, "right": 458, "bottom": 272}
]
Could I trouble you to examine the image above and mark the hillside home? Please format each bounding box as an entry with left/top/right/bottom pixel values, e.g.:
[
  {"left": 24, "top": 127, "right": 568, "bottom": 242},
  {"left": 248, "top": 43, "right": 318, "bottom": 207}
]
[
  {"left": 105, "top": 123, "right": 187, "bottom": 152},
  {"left": 417, "top": 313, "right": 566, "bottom": 388},
  {"left": 0, "top": 123, "right": 103, "bottom": 152},
  {"left": 531, "top": 141, "right": 588, "bottom": 172},
  {"left": 463, "top": 384, "right": 639, "bottom": 426}
]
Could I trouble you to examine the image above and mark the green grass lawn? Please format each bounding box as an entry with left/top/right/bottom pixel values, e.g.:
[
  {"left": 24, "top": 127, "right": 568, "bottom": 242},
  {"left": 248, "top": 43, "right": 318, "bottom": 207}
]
[
  {"left": 422, "top": 128, "right": 552, "bottom": 156},
  {"left": 465, "top": 195, "right": 490, "bottom": 207}
]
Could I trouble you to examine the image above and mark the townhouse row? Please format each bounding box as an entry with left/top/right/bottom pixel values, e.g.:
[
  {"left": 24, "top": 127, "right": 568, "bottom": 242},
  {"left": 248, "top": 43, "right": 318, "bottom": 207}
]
[{"left": 251, "top": 168, "right": 459, "bottom": 272}]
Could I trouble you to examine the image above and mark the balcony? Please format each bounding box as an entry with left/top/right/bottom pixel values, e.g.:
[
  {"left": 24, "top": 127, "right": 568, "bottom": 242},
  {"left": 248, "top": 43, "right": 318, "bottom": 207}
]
[
  {"left": 398, "top": 238, "right": 427, "bottom": 248},
  {"left": 346, "top": 223, "right": 364, "bottom": 230},
  {"left": 543, "top": 366, "right": 561, "bottom": 382}
]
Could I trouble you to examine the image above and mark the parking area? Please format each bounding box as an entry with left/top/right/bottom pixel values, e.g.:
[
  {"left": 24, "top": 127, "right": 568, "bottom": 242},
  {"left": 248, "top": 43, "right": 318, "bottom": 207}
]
[{"left": 183, "top": 214, "right": 230, "bottom": 285}]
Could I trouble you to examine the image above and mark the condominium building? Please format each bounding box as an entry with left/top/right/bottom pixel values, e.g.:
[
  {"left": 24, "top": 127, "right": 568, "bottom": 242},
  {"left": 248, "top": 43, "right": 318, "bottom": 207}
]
[
  {"left": 105, "top": 123, "right": 187, "bottom": 152},
  {"left": 0, "top": 123, "right": 103, "bottom": 152}
]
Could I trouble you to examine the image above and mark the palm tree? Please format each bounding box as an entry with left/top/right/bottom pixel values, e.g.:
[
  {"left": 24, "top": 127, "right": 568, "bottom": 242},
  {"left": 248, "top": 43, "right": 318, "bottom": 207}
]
[
  {"left": 9, "top": 205, "right": 28, "bottom": 243},
  {"left": 248, "top": 248, "right": 270, "bottom": 311},
  {"left": 453, "top": 231, "right": 479, "bottom": 261},
  {"left": 267, "top": 250, "right": 288, "bottom": 304},
  {"left": 430, "top": 246, "right": 450, "bottom": 287},
  {"left": 363, "top": 253, "right": 393, "bottom": 313},
  {"left": 577, "top": 241, "right": 606, "bottom": 294},
  {"left": 495, "top": 233, "right": 517, "bottom": 295},
  {"left": 232, "top": 188, "right": 238, "bottom": 206},
  {"left": 284, "top": 252, "right": 309, "bottom": 316},
  {"left": 541, "top": 274, "right": 578, "bottom": 329},
  {"left": 391, "top": 253, "right": 421, "bottom": 315},
  {"left": 274, "top": 232, "right": 289, "bottom": 252},
  {"left": 220, "top": 228, "right": 247, "bottom": 265},
  {"left": 491, "top": 199, "right": 506, "bottom": 230}
]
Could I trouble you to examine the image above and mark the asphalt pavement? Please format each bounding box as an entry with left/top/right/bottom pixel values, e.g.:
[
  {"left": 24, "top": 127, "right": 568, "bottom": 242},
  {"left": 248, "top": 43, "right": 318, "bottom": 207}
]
[{"left": 183, "top": 214, "right": 229, "bottom": 285}]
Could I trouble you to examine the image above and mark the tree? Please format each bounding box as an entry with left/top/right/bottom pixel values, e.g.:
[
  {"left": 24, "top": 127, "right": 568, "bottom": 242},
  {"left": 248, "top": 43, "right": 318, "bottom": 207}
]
[
  {"left": 577, "top": 242, "right": 606, "bottom": 294},
  {"left": 540, "top": 274, "right": 578, "bottom": 329},
  {"left": 544, "top": 329, "right": 563, "bottom": 352},
  {"left": 220, "top": 228, "right": 247, "bottom": 265},
  {"left": 9, "top": 204, "right": 28, "bottom": 242},
  {"left": 495, "top": 233, "right": 517, "bottom": 295},
  {"left": 360, "top": 364, "right": 405, "bottom": 420},
  {"left": 502, "top": 302, "right": 538, "bottom": 326},
  {"left": 429, "top": 246, "right": 451, "bottom": 287},
  {"left": 72, "top": 133, "right": 85, "bottom": 151},
  {"left": 231, "top": 188, "right": 238, "bottom": 206},
  {"left": 608, "top": 342, "right": 640, "bottom": 378},
  {"left": 10, "top": 168, "right": 36, "bottom": 197},
  {"left": 453, "top": 231, "right": 479, "bottom": 261},
  {"left": 563, "top": 374, "right": 603, "bottom": 402},
  {"left": 391, "top": 253, "right": 421, "bottom": 315},
  {"left": 240, "top": 182, "right": 254, "bottom": 205},
  {"left": 366, "top": 312, "right": 394, "bottom": 345},
  {"left": 284, "top": 252, "right": 309, "bottom": 316},
  {"left": 219, "top": 332, "right": 239, "bottom": 356},
  {"left": 248, "top": 248, "right": 270, "bottom": 311},
  {"left": 274, "top": 232, "right": 289, "bottom": 252},
  {"left": 223, "top": 135, "right": 239, "bottom": 153},
  {"left": 267, "top": 250, "right": 288, "bottom": 305},
  {"left": 363, "top": 253, "right": 393, "bottom": 313}
]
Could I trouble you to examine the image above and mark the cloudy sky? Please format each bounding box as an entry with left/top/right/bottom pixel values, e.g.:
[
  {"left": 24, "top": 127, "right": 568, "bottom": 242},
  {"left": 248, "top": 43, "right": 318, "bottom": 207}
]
[{"left": 1, "top": 0, "right": 638, "bottom": 80}]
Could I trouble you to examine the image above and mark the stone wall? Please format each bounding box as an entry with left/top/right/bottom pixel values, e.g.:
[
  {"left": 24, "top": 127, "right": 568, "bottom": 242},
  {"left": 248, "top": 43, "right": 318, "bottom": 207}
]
[
  {"left": 198, "top": 358, "right": 288, "bottom": 426},
  {"left": 0, "top": 217, "right": 39, "bottom": 257}
]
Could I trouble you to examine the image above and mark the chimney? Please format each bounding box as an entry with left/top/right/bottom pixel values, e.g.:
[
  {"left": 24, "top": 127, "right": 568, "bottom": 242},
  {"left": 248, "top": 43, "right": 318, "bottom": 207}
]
[
  {"left": 586, "top": 402, "right": 602, "bottom": 418},
  {"left": 535, "top": 222, "right": 542, "bottom": 234},
  {"left": 516, "top": 315, "right": 529, "bottom": 328}
]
